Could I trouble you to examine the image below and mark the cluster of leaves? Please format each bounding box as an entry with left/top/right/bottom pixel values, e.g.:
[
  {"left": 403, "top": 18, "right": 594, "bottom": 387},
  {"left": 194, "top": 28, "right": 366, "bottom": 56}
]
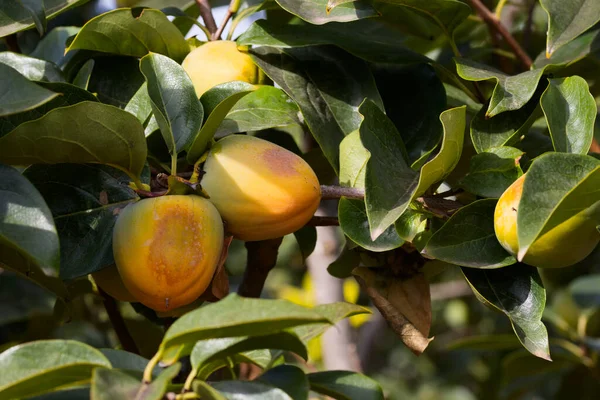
[{"left": 1, "top": 0, "right": 600, "bottom": 398}]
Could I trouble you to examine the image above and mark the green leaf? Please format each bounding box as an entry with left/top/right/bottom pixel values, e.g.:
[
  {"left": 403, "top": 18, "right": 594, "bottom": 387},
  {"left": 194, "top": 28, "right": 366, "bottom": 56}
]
[
  {"left": 0, "top": 63, "right": 58, "bottom": 117},
  {"left": 191, "top": 332, "right": 308, "bottom": 371},
  {"left": 568, "top": 274, "right": 600, "bottom": 308},
  {"left": 424, "top": 199, "right": 517, "bottom": 268},
  {"left": 72, "top": 59, "right": 94, "bottom": 90},
  {"left": 0, "top": 0, "right": 86, "bottom": 37},
  {"left": 237, "top": 19, "right": 428, "bottom": 65},
  {"left": 395, "top": 208, "right": 429, "bottom": 243},
  {"left": 540, "top": 0, "right": 600, "bottom": 56},
  {"left": 0, "top": 164, "right": 60, "bottom": 273},
  {"left": 66, "top": 8, "right": 189, "bottom": 63},
  {"left": 516, "top": 153, "right": 600, "bottom": 261},
  {"left": 87, "top": 56, "right": 145, "bottom": 109},
  {"left": 0, "top": 81, "right": 98, "bottom": 138},
  {"left": 249, "top": 45, "right": 383, "bottom": 172},
  {"left": 211, "top": 381, "right": 293, "bottom": 400},
  {"left": 327, "top": 244, "right": 361, "bottom": 278},
  {"left": 161, "top": 293, "right": 329, "bottom": 351},
  {"left": 0, "top": 339, "right": 111, "bottom": 399},
  {"left": 0, "top": 271, "right": 55, "bottom": 326},
  {"left": 18, "top": 0, "right": 47, "bottom": 35},
  {"left": 216, "top": 86, "right": 301, "bottom": 137},
  {"left": 0, "top": 101, "right": 148, "bottom": 184},
  {"left": 308, "top": 371, "right": 384, "bottom": 400},
  {"left": 274, "top": 0, "right": 377, "bottom": 24},
  {"left": 359, "top": 100, "right": 419, "bottom": 240},
  {"left": 413, "top": 106, "right": 466, "bottom": 198},
  {"left": 534, "top": 27, "right": 600, "bottom": 68},
  {"left": 27, "top": 388, "right": 90, "bottom": 400},
  {"left": 541, "top": 76, "right": 596, "bottom": 154},
  {"left": 91, "top": 364, "right": 180, "bottom": 400},
  {"left": 29, "top": 26, "right": 81, "bottom": 68},
  {"left": 339, "top": 130, "right": 369, "bottom": 189},
  {"left": 294, "top": 225, "right": 317, "bottom": 260},
  {"left": 125, "top": 82, "right": 153, "bottom": 125},
  {"left": 338, "top": 198, "right": 404, "bottom": 252},
  {"left": 185, "top": 81, "right": 255, "bottom": 164},
  {"left": 462, "top": 264, "right": 550, "bottom": 360},
  {"left": 99, "top": 349, "right": 156, "bottom": 376},
  {"left": 459, "top": 147, "right": 524, "bottom": 198},
  {"left": 0, "top": 51, "right": 64, "bottom": 82},
  {"left": 140, "top": 52, "right": 203, "bottom": 156},
  {"left": 293, "top": 302, "right": 371, "bottom": 344},
  {"left": 258, "top": 365, "right": 309, "bottom": 400},
  {"left": 455, "top": 58, "right": 546, "bottom": 118},
  {"left": 193, "top": 381, "right": 227, "bottom": 400},
  {"left": 24, "top": 164, "right": 141, "bottom": 280}
]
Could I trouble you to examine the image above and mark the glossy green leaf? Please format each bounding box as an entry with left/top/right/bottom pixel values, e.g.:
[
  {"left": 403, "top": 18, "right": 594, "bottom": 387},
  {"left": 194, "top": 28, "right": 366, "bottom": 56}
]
[
  {"left": 517, "top": 153, "right": 600, "bottom": 261},
  {"left": 327, "top": 244, "right": 361, "bottom": 279},
  {"left": 294, "top": 225, "right": 317, "bottom": 260},
  {"left": 99, "top": 349, "right": 156, "bottom": 376},
  {"left": 0, "top": 81, "right": 98, "bottom": 138},
  {"left": 193, "top": 381, "right": 227, "bottom": 400},
  {"left": 258, "top": 365, "right": 309, "bottom": 400},
  {"left": 540, "top": 0, "right": 600, "bottom": 56},
  {"left": 161, "top": 293, "right": 330, "bottom": 350},
  {"left": 0, "top": 164, "right": 60, "bottom": 273},
  {"left": 0, "top": 63, "right": 58, "bottom": 117},
  {"left": 249, "top": 45, "right": 383, "bottom": 172},
  {"left": 125, "top": 82, "right": 153, "bottom": 125},
  {"left": 18, "top": 0, "right": 46, "bottom": 35},
  {"left": 413, "top": 106, "right": 466, "bottom": 198},
  {"left": 459, "top": 147, "right": 524, "bottom": 198},
  {"left": 534, "top": 27, "right": 600, "bottom": 68},
  {"left": 24, "top": 164, "right": 141, "bottom": 280},
  {"left": 360, "top": 100, "right": 419, "bottom": 240},
  {"left": 395, "top": 208, "right": 428, "bottom": 243},
  {"left": 339, "top": 130, "right": 368, "bottom": 190},
  {"left": 541, "top": 76, "right": 596, "bottom": 154},
  {"left": 185, "top": 81, "right": 255, "bottom": 164},
  {"left": 462, "top": 265, "right": 550, "bottom": 360},
  {"left": 0, "top": 101, "right": 148, "bottom": 184},
  {"left": 308, "top": 371, "right": 384, "bottom": 400},
  {"left": 424, "top": 199, "right": 517, "bottom": 268},
  {"left": 29, "top": 26, "right": 80, "bottom": 68},
  {"left": 140, "top": 52, "right": 203, "bottom": 156},
  {"left": 72, "top": 59, "right": 94, "bottom": 90},
  {"left": 87, "top": 56, "right": 145, "bottom": 109},
  {"left": 237, "top": 19, "right": 428, "bottom": 65},
  {"left": 0, "top": 0, "right": 86, "bottom": 37},
  {"left": 0, "top": 51, "right": 64, "bottom": 82},
  {"left": 568, "top": 274, "right": 600, "bottom": 308},
  {"left": 338, "top": 198, "right": 404, "bottom": 252},
  {"left": 0, "top": 272, "right": 55, "bottom": 326},
  {"left": 91, "top": 364, "right": 180, "bottom": 400},
  {"left": 293, "top": 302, "right": 371, "bottom": 344},
  {"left": 455, "top": 58, "right": 546, "bottom": 118},
  {"left": 211, "top": 381, "right": 293, "bottom": 400},
  {"left": 66, "top": 8, "right": 189, "bottom": 63},
  {"left": 0, "top": 339, "right": 111, "bottom": 399},
  {"left": 216, "top": 86, "right": 301, "bottom": 137},
  {"left": 275, "top": 0, "right": 377, "bottom": 24}
]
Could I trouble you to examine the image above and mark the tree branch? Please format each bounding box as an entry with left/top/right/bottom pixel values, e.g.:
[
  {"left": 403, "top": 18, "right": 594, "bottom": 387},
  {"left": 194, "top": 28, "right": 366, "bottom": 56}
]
[
  {"left": 306, "top": 216, "right": 340, "bottom": 226},
  {"left": 320, "top": 185, "right": 365, "bottom": 200},
  {"left": 195, "top": 0, "right": 218, "bottom": 38},
  {"left": 213, "top": 0, "right": 241, "bottom": 40},
  {"left": 468, "top": 0, "right": 533, "bottom": 70},
  {"left": 99, "top": 289, "right": 139, "bottom": 355},
  {"left": 238, "top": 237, "right": 283, "bottom": 298}
]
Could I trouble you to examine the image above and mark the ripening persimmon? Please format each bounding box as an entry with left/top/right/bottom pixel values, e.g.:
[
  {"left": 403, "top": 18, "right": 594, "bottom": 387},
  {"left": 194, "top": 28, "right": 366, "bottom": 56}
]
[
  {"left": 201, "top": 135, "right": 321, "bottom": 241},
  {"left": 494, "top": 174, "right": 599, "bottom": 268},
  {"left": 182, "top": 40, "right": 259, "bottom": 98},
  {"left": 112, "top": 195, "right": 224, "bottom": 312},
  {"left": 91, "top": 264, "right": 137, "bottom": 303}
]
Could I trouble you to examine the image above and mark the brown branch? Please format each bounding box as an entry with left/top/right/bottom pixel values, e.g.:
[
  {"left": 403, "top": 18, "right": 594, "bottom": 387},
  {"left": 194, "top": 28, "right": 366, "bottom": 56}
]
[
  {"left": 213, "top": 10, "right": 234, "bottom": 40},
  {"left": 306, "top": 216, "right": 339, "bottom": 226},
  {"left": 320, "top": 185, "right": 365, "bottom": 200},
  {"left": 195, "top": 0, "right": 218, "bottom": 38},
  {"left": 237, "top": 237, "right": 283, "bottom": 298},
  {"left": 468, "top": 0, "right": 532, "bottom": 70},
  {"left": 99, "top": 289, "right": 140, "bottom": 355}
]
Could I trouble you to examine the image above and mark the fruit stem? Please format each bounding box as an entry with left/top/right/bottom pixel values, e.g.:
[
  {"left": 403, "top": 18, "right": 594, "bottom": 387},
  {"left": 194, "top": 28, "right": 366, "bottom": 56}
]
[
  {"left": 182, "top": 367, "right": 198, "bottom": 392},
  {"left": 99, "top": 288, "right": 140, "bottom": 355},
  {"left": 189, "top": 152, "right": 208, "bottom": 184},
  {"left": 171, "top": 155, "right": 178, "bottom": 177},
  {"left": 143, "top": 351, "right": 162, "bottom": 383}
]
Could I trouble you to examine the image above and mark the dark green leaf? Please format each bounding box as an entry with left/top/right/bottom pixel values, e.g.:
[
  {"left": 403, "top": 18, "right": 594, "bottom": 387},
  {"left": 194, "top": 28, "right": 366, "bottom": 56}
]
[
  {"left": 87, "top": 56, "right": 145, "bottom": 109},
  {"left": 360, "top": 100, "right": 419, "bottom": 240},
  {"left": 24, "top": 164, "right": 140, "bottom": 280},
  {"left": 18, "top": 0, "right": 47, "bottom": 35},
  {"left": 258, "top": 365, "right": 309, "bottom": 400},
  {"left": 0, "top": 0, "right": 86, "bottom": 37},
  {"left": 338, "top": 198, "right": 404, "bottom": 252},
  {"left": 140, "top": 52, "right": 203, "bottom": 156},
  {"left": 568, "top": 274, "right": 600, "bottom": 308},
  {"left": 27, "top": 388, "right": 90, "bottom": 400},
  {"left": 424, "top": 199, "right": 516, "bottom": 268},
  {"left": 459, "top": 147, "right": 524, "bottom": 198},
  {"left": 216, "top": 86, "right": 301, "bottom": 137},
  {"left": 0, "top": 51, "right": 64, "bottom": 82},
  {"left": 327, "top": 244, "right": 361, "bottom": 278},
  {"left": 185, "top": 81, "right": 255, "bottom": 164},
  {"left": 0, "top": 272, "right": 55, "bottom": 326},
  {"left": 161, "top": 293, "right": 330, "bottom": 351},
  {"left": 308, "top": 371, "right": 384, "bottom": 400},
  {"left": 72, "top": 59, "right": 94, "bottom": 90},
  {"left": 540, "top": 0, "right": 600, "bottom": 56},
  {"left": 66, "top": 8, "right": 189, "bottom": 63},
  {"left": 462, "top": 264, "right": 550, "bottom": 360},
  {"left": 212, "top": 381, "right": 293, "bottom": 400},
  {"left": 294, "top": 225, "right": 317, "bottom": 260},
  {"left": 274, "top": 0, "right": 377, "bottom": 24},
  {"left": 99, "top": 349, "right": 156, "bottom": 376},
  {"left": 541, "top": 76, "right": 596, "bottom": 154},
  {"left": 0, "top": 63, "right": 58, "bottom": 117},
  {"left": 0, "top": 101, "right": 148, "bottom": 185},
  {"left": 0, "top": 339, "right": 111, "bottom": 399},
  {"left": 30, "top": 26, "right": 80, "bottom": 68},
  {"left": 534, "top": 27, "right": 600, "bottom": 68},
  {"left": 517, "top": 153, "right": 600, "bottom": 261},
  {"left": 125, "top": 82, "right": 153, "bottom": 125},
  {"left": 91, "top": 364, "right": 180, "bottom": 400}
]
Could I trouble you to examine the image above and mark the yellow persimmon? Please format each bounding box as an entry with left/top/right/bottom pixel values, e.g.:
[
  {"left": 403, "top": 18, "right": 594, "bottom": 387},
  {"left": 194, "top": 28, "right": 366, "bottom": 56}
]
[
  {"left": 182, "top": 40, "right": 259, "bottom": 98},
  {"left": 201, "top": 135, "right": 321, "bottom": 241},
  {"left": 494, "top": 174, "right": 599, "bottom": 268},
  {"left": 112, "top": 195, "right": 224, "bottom": 311},
  {"left": 91, "top": 264, "right": 137, "bottom": 303}
]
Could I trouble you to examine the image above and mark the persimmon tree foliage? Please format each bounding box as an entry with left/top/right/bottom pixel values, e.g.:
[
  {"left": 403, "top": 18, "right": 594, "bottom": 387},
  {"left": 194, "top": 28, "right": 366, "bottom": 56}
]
[{"left": 1, "top": 0, "right": 600, "bottom": 399}]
